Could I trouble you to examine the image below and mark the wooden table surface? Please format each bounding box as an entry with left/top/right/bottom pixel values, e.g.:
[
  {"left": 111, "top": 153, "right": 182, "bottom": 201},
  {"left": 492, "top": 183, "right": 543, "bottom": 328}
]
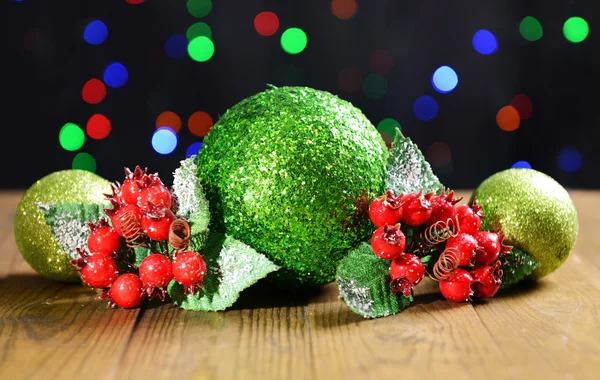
[{"left": 0, "top": 189, "right": 599, "bottom": 380}]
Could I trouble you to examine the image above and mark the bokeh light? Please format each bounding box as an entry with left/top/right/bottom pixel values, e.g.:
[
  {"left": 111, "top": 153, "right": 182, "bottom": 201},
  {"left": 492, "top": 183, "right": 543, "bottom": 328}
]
[
  {"left": 188, "top": 36, "right": 214, "bottom": 62},
  {"left": 331, "top": 0, "right": 358, "bottom": 20},
  {"left": 369, "top": 50, "right": 394, "bottom": 75},
  {"left": 156, "top": 111, "right": 182, "bottom": 133},
  {"left": 377, "top": 118, "right": 401, "bottom": 137},
  {"left": 187, "top": 0, "right": 212, "bottom": 18},
  {"left": 81, "top": 78, "right": 106, "bottom": 104},
  {"left": 362, "top": 73, "right": 387, "bottom": 99},
  {"left": 338, "top": 67, "right": 362, "bottom": 92},
  {"left": 413, "top": 95, "right": 439, "bottom": 121},
  {"left": 426, "top": 142, "right": 452, "bottom": 167},
  {"left": 186, "top": 22, "right": 212, "bottom": 41},
  {"left": 152, "top": 127, "right": 178, "bottom": 155},
  {"left": 83, "top": 20, "right": 108, "bottom": 45},
  {"left": 472, "top": 29, "right": 498, "bottom": 55},
  {"left": 563, "top": 17, "right": 589, "bottom": 43},
  {"left": 86, "top": 114, "right": 111, "bottom": 140},
  {"left": 281, "top": 28, "right": 307, "bottom": 54},
  {"left": 520, "top": 16, "right": 543, "bottom": 41},
  {"left": 496, "top": 105, "right": 520, "bottom": 131},
  {"left": 188, "top": 111, "right": 213, "bottom": 136},
  {"left": 125, "top": 0, "right": 145, "bottom": 4},
  {"left": 511, "top": 94, "right": 533, "bottom": 119},
  {"left": 59, "top": 123, "right": 85, "bottom": 151},
  {"left": 512, "top": 161, "right": 532, "bottom": 169},
  {"left": 164, "top": 34, "right": 188, "bottom": 59},
  {"left": 72, "top": 153, "right": 97, "bottom": 172},
  {"left": 432, "top": 66, "right": 458, "bottom": 93},
  {"left": 413, "top": 96, "right": 438, "bottom": 121},
  {"left": 186, "top": 142, "right": 203, "bottom": 158},
  {"left": 558, "top": 147, "right": 583, "bottom": 172},
  {"left": 254, "top": 11, "right": 279, "bottom": 36},
  {"left": 380, "top": 132, "right": 393, "bottom": 149},
  {"left": 103, "top": 62, "right": 128, "bottom": 88}
]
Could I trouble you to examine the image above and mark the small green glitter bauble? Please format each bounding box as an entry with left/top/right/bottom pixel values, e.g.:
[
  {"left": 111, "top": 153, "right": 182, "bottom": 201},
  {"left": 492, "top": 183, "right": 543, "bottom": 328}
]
[
  {"left": 14, "top": 170, "right": 111, "bottom": 282},
  {"left": 471, "top": 168, "right": 579, "bottom": 279},
  {"left": 196, "top": 86, "right": 388, "bottom": 287}
]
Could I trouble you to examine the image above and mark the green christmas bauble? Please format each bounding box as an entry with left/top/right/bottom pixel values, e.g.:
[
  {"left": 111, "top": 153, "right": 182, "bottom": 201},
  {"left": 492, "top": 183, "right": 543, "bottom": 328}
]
[
  {"left": 196, "top": 86, "right": 388, "bottom": 286},
  {"left": 471, "top": 168, "right": 579, "bottom": 279},
  {"left": 14, "top": 170, "right": 111, "bottom": 282}
]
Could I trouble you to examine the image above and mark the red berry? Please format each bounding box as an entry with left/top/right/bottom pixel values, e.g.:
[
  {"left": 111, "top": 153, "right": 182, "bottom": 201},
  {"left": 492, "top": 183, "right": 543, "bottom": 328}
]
[
  {"left": 401, "top": 191, "right": 432, "bottom": 226},
  {"left": 141, "top": 203, "right": 176, "bottom": 241},
  {"left": 104, "top": 201, "right": 143, "bottom": 238},
  {"left": 455, "top": 204, "right": 483, "bottom": 235},
  {"left": 369, "top": 190, "right": 403, "bottom": 227},
  {"left": 172, "top": 251, "right": 207, "bottom": 295},
  {"left": 139, "top": 254, "right": 173, "bottom": 300},
  {"left": 371, "top": 224, "right": 406, "bottom": 260},
  {"left": 439, "top": 268, "right": 473, "bottom": 303},
  {"left": 446, "top": 233, "right": 477, "bottom": 267},
  {"left": 80, "top": 255, "right": 117, "bottom": 288},
  {"left": 109, "top": 273, "right": 144, "bottom": 308},
  {"left": 138, "top": 184, "right": 172, "bottom": 210},
  {"left": 390, "top": 254, "right": 425, "bottom": 297},
  {"left": 427, "top": 188, "right": 462, "bottom": 226},
  {"left": 470, "top": 261, "right": 503, "bottom": 298},
  {"left": 87, "top": 219, "right": 121, "bottom": 256},
  {"left": 474, "top": 231, "right": 502, "bottom": 265},
  {"left": 121, "top": 178, "right": 142, "bottom": 205}
]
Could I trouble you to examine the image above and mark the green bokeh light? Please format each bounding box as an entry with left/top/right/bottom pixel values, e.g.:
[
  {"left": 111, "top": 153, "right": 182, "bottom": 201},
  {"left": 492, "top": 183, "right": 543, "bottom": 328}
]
[
  {"left": 519, "top": 16, "right": 543, "bottom": 41},
  {"left": 280, "top": 28, "right": 307, "bottom": 54},
  {"left": 186, "top": 22, "right": 212, "bottom": 41},
  {"left": 72, "top": 152, "right": 96, "bottom": 172},
  {"left": 563, "top": 17, "right": 589, "bottom": 43},
  {"left": 59, "top": 123, "right": 85, "bottom": 151},
  {"left": 188, "top": 36, "right": 214, "bottom": 62},
  {"left": 377, "top": 118, "right": 401, "bottom": 136},
  {"left": 362, "top": 73, "right": 387, "bottom": 100},
  {"left": 187, "top": 0, "right": 212, "bottom": 18}
]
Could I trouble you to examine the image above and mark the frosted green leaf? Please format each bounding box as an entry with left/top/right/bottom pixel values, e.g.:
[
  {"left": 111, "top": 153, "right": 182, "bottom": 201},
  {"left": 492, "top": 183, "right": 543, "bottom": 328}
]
[
  {"left": 336, "top": 242, "right": 412, "bottom": 318},
  {"left": 385, "top": 128, "right": 443, "bottom": 195},
  {"left": 168, "top": 233, "right": 279, "bottom": 311},
  {"left": 500, "top": 247, "right": 540, "bottom": 288}
]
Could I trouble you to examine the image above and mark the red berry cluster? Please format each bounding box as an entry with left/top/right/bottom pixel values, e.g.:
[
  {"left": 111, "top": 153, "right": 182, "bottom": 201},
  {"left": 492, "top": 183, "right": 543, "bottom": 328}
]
[
  {"left": 71, "top": 166, "right": 207, "bottom": 309},
  {"left": 368, "top": 189, "right": 511, "bottom": 303}
]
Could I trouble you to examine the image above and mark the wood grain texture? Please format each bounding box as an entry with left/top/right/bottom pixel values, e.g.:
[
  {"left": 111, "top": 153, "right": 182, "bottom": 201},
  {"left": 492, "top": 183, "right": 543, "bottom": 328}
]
[{"left": 0, "top": 190, "right": 599, "bottom": 380}]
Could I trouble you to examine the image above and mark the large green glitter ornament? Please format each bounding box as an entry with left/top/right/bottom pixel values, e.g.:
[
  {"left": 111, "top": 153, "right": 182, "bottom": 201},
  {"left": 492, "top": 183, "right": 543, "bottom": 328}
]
[
  {"left": 196, "top": 86, "right": 388, "bottom": 286},
  {"left": 471, "top": 168, "right": 579, "bottom": 279},
  {"left": 14, "top": 170, "right": 111, "bottom": 282}
]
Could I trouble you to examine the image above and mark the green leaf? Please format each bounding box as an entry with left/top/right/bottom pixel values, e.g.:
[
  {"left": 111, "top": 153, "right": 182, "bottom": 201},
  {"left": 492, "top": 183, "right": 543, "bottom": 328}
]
[
  {"left": 385, "top": 128, "right": 443, "bottom": 196},
  {"left": 336, "top": 242, "right": 412, "bottom": 318},
  {"left": 167, "top": 233, "right": 279, "bottom": 311},
  {"left": 38, "top": 202, "right": 107, "bottom": 260},
  {"left": 500, "top": 247, "right": 540, "bottom": 288},
  {"left": 172, "top": 156, "right": 210, "bottom": 252}
]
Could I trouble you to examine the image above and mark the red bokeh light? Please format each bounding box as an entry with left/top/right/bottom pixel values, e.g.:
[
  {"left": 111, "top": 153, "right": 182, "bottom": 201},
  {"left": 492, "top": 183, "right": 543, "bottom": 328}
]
[
  {"left": 331, "top": 0, "right": 358, "bottom": 20},
  {"left": 511, "top": 94, "right": 533, "bottom": 119},
  {"left": 82, "top": 79, "right": 107, "bottom": 104},
  {"left": 254, "top": 11, "right": 279, "bottom": 37},
  {"left": 155, "top": 111, "right": 182, "bottom": 133},
  {"left": 338, "top": 67, "right": 362, "bottom": 93},
  {"left": 125, "top": 0, "right": 146, "bottom": 4},
  {"left": 496, "top": 105, "right": 520, "bottom": 132},
  {"left": 369, "top": 49, "right": 395, "bottom": 75},
  {"left": 188, "top": 111, "right": 213, "bottom": 137},
  {"left": 86, "top": 114, "right": 112, "bottom": 140}
]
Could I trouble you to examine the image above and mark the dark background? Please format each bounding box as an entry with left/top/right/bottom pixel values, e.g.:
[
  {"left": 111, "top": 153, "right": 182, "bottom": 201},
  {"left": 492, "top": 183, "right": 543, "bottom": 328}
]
[{"left": 4, "top": 0, "right": 598, "bottom": 189}]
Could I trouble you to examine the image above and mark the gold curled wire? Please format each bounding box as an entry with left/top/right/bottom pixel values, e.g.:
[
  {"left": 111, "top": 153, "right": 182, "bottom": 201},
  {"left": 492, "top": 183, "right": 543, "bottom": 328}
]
[
  {"left": 428, "top": 246, "right": 461, "bottom": 282},
  {"left": 169, "top": 219, "right": 190, "bottom": 252}
]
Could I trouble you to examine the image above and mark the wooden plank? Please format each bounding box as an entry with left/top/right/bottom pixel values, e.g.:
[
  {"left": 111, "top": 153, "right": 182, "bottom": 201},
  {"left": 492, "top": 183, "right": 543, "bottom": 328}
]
[{"left": 116, "top": 286, "right": 315, "bottom": 380}]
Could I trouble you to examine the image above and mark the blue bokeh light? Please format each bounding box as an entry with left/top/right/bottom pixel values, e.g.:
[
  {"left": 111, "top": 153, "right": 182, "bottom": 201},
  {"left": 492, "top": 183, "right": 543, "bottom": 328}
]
[
  {"left": 413, "top": 95, "right": 439, "bottom": 121},
  {"left": 512, "top": 160, "right": 532, "bottom": 169},
  {"left": 103, "top": 62, "right": 128, "bottom": 88},
  {"left": 186, "top": 142, "right": 203, "bottom": 158},
  {"left": 164, "top": 34, "right": 188, "bottom": 59},
  {"left": 558, "top": 147, "right": 583, "bottom": 173},
  {"left": 152, "top": 127, "right": 178, "bottom": 155},
  {"left": 432, "top": 66, "right": 458, "bottom": 93},
  {"left": 472, "top": 29, "right": 498, "bottom": 55},
  {"left": 83, "top": 20, "right": 108, "bottom": 45}
]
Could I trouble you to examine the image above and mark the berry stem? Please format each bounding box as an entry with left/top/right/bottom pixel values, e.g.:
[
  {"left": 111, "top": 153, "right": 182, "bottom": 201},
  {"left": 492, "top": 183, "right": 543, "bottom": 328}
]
[{"left": 114, "top": 256, "right": 139, "bottom": 270}]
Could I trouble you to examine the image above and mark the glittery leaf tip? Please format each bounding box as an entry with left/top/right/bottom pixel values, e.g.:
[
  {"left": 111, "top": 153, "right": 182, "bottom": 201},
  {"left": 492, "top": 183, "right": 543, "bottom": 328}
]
[
  {"left": 385, "top": 127, "right": 443, "bottom": 196},
  {"left": 39, "top": 202, "right": 107, "bottom": 261},
  {"left": 167, "top": 232, "right": 279, "bottom": 311},
  {"left": 336, "top": 242, "right": 412, "bottom": 318},
  {"left": 499, "top": 247, "right": 540, "bottom": 288}
]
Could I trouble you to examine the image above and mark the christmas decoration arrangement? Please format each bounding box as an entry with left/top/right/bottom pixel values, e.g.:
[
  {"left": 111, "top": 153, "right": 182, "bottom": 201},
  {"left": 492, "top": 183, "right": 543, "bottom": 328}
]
[{"left": 13, "top": 85, "right": 579, "bottom": 317}]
